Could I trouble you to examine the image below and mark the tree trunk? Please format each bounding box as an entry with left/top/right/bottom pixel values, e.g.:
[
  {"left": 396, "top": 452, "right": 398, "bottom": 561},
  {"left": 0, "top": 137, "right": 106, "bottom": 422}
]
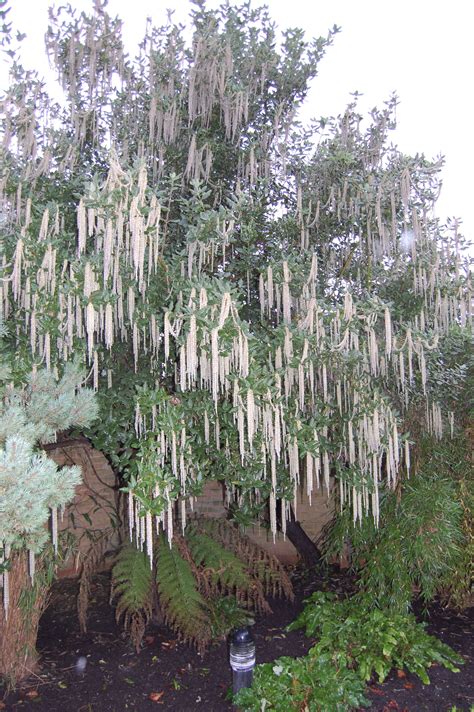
[
  {"left": 0, "top": 551, "right": 49, "bottom": 686},
  {"left": 277, "top": 502, "right": 323, "bottom": 568}
]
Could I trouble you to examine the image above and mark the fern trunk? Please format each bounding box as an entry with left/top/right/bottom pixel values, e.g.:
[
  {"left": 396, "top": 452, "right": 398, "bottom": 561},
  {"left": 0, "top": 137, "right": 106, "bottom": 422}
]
[{"left": 0, "top": 552, "right": 49, "bottom": 686}]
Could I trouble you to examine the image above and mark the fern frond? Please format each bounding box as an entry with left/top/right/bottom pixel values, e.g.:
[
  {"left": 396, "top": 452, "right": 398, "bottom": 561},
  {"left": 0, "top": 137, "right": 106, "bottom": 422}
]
[
  {"left": 187, "top": 530, "right": 270, "bottom": 613},
  {"left": 156, "top": 533, "right": 211, "bottom": 653},
  {"left": 78, "top": 527, "right": 116, "bottom": 633},
  {"left": 193, "top": 517, "right": 294, "bottom": 602},
  {"left": 188, "top": 531, "right": 250, "bottom": 588},
  {"left": 110, "top": 545, "right": 153, "bottom": 652}
]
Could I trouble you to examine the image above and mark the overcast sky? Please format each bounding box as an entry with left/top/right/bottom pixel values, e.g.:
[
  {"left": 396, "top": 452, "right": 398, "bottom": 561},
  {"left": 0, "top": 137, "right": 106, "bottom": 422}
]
[{"left": 3, "top": 0, "right": 473, "bottom": 243}]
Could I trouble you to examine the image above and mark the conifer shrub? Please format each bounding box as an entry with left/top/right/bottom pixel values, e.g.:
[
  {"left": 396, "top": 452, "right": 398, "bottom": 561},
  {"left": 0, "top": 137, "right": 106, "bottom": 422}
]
[{"left": 0, "top": 359, "right": 97, "bottom": 684}]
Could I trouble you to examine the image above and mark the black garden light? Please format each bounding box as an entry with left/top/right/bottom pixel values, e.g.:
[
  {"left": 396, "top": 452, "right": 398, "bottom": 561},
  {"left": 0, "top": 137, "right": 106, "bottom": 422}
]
[{"left": 229, "top": 626, "right": 256, "bottom": 695}]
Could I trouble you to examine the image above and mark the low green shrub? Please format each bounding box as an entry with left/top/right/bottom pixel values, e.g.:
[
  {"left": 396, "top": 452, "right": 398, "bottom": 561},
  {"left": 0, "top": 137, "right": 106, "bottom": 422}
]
[
  {"left": 235, "top": 592, "right": 464, "bottom": 711},
  {"left": 289, "top": 592, "right": 463, "bottom": 684},
  {"left": 234, "top": 652, "right": 369, "bottom": 712}
]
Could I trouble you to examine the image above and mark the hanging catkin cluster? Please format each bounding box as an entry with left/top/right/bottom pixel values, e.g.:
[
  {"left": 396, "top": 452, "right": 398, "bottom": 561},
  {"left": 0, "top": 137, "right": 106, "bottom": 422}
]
[{"left": 1, "top": 1, "right": 472, "bottom": 576}]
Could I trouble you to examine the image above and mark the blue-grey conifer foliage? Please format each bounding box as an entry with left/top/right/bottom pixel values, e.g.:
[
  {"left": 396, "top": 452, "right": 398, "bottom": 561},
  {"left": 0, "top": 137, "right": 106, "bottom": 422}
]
[{"left": 0, "top": 343, "right": 98, "bottom": 552}]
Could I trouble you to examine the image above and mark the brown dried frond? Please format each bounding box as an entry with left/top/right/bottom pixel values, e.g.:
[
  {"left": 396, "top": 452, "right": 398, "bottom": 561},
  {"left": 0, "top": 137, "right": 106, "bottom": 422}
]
[
  {"left": 129, "top": 611, "right": 147, "bottom": 653},
  {"left": 0, "top": 552, "right": 48, "bottom": 686},
  {"left": 77, "top": 527, "right": 116, "bottom": 633},
  {"left": 190, "top": 516, "right": 294, "bottom": 602},
  {"left": 185, "top": 527, "right": 271, "bottom": 614}
]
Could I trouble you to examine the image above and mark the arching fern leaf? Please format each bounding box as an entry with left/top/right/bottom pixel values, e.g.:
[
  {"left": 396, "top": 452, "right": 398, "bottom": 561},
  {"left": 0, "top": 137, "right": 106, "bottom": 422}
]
[
  {"left": 110, "top": 545, "right": 153, "bottom": 652},
  {"left": 156, "top": 533, "right": 212, "bottom": 653},
  {"left": 186, "top": 529, "right": 271, "bottom": 613},
  {"left": 192, "top": 516, "right": 294, "bottom": 602}
]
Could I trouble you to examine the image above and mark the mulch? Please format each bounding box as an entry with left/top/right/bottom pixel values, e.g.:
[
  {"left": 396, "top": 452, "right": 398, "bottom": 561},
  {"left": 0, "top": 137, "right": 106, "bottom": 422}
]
[{"left": 1, "top": 569, "right": 473, "bottom": 711}]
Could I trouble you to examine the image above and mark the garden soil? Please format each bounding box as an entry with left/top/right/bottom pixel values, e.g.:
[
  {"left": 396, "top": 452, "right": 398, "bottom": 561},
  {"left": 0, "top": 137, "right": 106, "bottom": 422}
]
[{"left": 1, "top": 570, "right": 473, "bottom": 712}]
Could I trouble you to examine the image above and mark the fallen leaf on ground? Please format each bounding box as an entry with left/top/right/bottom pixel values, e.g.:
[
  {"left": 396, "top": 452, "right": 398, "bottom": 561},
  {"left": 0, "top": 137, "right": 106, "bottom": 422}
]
[
  {"left": 145, "top": 636, "right": 155, "bottom": 645},
  {"left": 148, "top": 691, "right": 165, "bottom": 703},
  {"left": 403, "top": 682, "right": 415, "bottom": 689},
  {"left": 369, "top": 685, "right": 384, "bottom": 696},
  {"left": 396, "top": 669, "right": 406, "bottom": 679},
  {"left": 25, "top": 690, "right": 39, "bottom": 699},
  {"left": 161, "top": 640, "right": 177, "bottom": 649}
]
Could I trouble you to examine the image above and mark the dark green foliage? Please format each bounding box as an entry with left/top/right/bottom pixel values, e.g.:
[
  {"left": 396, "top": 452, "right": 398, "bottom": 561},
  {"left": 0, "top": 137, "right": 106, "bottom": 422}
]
[
  {"left": 155, "top": 529, "right": 259, "bottom": 651},
  {"left": 193, "top": 517, "right": 294, "bottom": 602},
  {"left": 439, "top": 468, "right": 474, "bottom": 610},
  {"left": 186, "top": 531, "right": 269, "bottom": 610},
  {"left": 234, "top": 652, "right": 369, "bottom": 712},
  {"left": 236, "top": 592, "right": 464, "bottom": 711},
  {"left": 187, "top": 531, "right": 251, "bottom": 590},
  {"left": 358, "top": 474, "right": 463, "bottom": 611},
  {"left": 288, "top": 592, "right": 463, "bottom": 684},
  {"left": 110, "top": 545, "right": 153, "bottom": 652},
  {"left": 320, "top": 453, "right": 468, "bottom": 612},
  {"left": 108, "top": 518, "right": 293, "bottom": 652},
  {"left": 207, "top": 595, "right": 254, "bottom": 638},
  {"left": 156, "top": 533, "right": 212, "bottom": 653}
]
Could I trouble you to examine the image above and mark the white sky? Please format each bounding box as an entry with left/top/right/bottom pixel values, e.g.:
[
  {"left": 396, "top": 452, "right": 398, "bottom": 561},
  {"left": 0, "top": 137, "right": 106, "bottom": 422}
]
[{"left": 3, "top": 0, "right": 474, "bottom": 243}]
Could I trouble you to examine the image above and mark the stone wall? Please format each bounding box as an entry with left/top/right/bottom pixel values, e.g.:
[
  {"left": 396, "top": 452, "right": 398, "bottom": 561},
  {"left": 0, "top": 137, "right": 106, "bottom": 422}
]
[
  {"left": 47, "top": 440, "right": 333, "bottom": 571},
  {"left": 46, "top": 438, "right": 118, "bottom": 576},
  {"left": 191, "top": 480, "right": 333, "bottom": 564}
]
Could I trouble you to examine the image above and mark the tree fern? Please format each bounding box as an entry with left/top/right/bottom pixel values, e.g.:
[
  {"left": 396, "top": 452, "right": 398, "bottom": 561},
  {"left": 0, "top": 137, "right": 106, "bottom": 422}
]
[
  {"left": 109, "top": 518, "right": 294, "bottom": 652},
  {"left": 110, "top": 545, "right": 153, "bottom": 652},
  {"left": 156, "top": 533, "right": 212, "bottom": 653}
]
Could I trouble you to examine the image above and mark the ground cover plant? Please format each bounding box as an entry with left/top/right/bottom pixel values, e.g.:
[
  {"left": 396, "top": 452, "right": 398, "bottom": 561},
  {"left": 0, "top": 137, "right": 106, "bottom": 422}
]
[
  {"left": 0, "top": 0, "right": 472, "bottom": 697},
  {"left": 234, "top": 592, "right": 465, "bottom": 711},
  {"left": 1, "top": 570, "right": 473, "bottom": 711}
]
